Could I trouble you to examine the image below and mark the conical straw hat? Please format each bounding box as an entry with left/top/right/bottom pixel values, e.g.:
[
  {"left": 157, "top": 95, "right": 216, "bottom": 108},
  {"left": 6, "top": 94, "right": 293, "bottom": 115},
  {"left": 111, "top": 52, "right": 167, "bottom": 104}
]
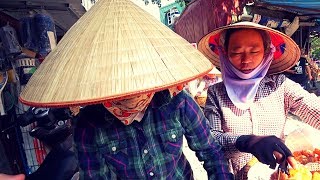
[
  {"left": 198, "top": 22, "right": 300, "bottom": 75},
  {"left": 19, "top": 0, "right": 213, "bottom": 107}
]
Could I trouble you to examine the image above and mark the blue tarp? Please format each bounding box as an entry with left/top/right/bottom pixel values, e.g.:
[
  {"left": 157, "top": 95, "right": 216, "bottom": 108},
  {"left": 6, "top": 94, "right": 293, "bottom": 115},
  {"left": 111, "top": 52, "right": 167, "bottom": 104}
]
[
  {"left": 259, "top": 0, "right": 320, "bottom": 9},
  {"left": 257, "top": 0, "right": 320, "bottom": 22}
]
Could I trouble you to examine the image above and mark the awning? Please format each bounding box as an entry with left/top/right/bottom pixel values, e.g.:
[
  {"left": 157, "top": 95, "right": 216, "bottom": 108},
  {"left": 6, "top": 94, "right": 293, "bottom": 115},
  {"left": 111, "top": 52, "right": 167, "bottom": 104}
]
[{"left": 255, "top": 0, "right": 320, "bottom": 25}]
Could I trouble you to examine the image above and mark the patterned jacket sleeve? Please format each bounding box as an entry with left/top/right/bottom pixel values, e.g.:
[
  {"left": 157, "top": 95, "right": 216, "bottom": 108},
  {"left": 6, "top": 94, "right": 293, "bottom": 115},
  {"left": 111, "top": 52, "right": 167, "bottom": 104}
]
[
  {"left": 73, "top": 109, "right": 109, "bottom": 180},
  {"left": 179, "top": 92, "right": 233, "bottom": 179},
  {"left": 283, "top": 76, "right": 320, "bottom": 129},
  {"left": 204, "top": 85, "right": 241, "bottom": 159}
]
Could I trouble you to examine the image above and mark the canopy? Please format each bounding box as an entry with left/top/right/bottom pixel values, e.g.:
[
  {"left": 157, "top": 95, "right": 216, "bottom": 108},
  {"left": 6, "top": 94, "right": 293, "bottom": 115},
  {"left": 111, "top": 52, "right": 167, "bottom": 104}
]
[{"left": 256, "top": 0, "right": 320, "bottom": 26}]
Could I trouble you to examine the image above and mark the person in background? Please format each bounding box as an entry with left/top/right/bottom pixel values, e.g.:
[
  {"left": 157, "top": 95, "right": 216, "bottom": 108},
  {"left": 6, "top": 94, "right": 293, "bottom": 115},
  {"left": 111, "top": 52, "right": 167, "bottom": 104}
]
[
  {"left": 186, "top": 68, "right": 222, "bottom": 107},
  {"left": 306, "top": 56, "right": 320, "bottom": 91},
  {"left": 285, "top": 49, "right": 312, "bottom": 90},
  {"left": 198, "top": 22, "right": 320, "bottom": 179}
]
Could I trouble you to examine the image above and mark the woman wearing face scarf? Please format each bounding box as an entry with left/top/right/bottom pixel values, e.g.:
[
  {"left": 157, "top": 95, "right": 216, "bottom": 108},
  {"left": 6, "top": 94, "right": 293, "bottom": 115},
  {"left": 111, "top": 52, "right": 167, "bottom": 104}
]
[
  {"left": 198, "top": 22, "right": 320, "bottom": 179},
  {"left": 19, "top": 1, "right": 233, "bottom": 179},
  {"left": 73, "top": 85, "right": 234, "bottom": 180}
]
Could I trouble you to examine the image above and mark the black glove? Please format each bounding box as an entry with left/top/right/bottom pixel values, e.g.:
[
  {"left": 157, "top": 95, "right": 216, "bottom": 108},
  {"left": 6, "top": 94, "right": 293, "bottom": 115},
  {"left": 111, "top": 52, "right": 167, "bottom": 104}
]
[{"left": 235, "top": 135, "right": 293, "bottom": 169}]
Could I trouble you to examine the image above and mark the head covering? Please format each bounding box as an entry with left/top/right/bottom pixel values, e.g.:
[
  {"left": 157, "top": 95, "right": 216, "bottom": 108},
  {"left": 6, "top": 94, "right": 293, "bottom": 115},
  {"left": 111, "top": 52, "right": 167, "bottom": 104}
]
[
  {"left": 220, "top": 44, "right": 275, "bottom": 109},
  {"left": 198, "top": 21, "right": 300, "bottom": 75},
  {"left": 19, "top": 0, "right": 213, "bottom": 107},
  {"left": 103, "top": 92, "right": 155, "bottom": 125}
]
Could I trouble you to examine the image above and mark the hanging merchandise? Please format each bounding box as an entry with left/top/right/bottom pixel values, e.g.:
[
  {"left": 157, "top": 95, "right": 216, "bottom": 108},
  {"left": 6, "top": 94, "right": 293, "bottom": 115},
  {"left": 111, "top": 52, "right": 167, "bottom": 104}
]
[
  {"left": 20, "top": 14, "right": 37, "bottom": 52},
  {"left": 15, "top": 54, "right": 39, "bottom": 85},
  {"left": 0, "top": 46, "right": 14, "bottom": 72},
  {"left": 0, "top": 24, "right": 22, "bottom": 56},
  {"left": 252, "top": 14, "right": 291, "bottom": 29},
  {"left": 0, "top": 48, "right": 6, "bottom": 71},
  {"left": 34, "top": 12, "right": 57, "bottom": 57},
  {"left": 0, "top": 71, "right": 8, "bottom": 116},
  {"left": 285, "top": 16, "right": 300, "bottom": 37}
]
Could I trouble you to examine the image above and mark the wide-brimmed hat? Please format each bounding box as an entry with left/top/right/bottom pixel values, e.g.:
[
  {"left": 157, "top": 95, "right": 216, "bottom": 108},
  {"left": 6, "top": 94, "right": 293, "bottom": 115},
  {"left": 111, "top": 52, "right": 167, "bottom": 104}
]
[
  {"left": 19, "top": 0, "right": 213, "bottom": 107},
  {"left": 198, "top": 21, "right": 300, "bottom": 74}
]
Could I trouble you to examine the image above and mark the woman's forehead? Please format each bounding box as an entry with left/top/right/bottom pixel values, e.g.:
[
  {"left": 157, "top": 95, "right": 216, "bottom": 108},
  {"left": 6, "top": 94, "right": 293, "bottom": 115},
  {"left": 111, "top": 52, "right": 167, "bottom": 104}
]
[{"left": 229, "top": 43, "right": 263, "bottom": 50}]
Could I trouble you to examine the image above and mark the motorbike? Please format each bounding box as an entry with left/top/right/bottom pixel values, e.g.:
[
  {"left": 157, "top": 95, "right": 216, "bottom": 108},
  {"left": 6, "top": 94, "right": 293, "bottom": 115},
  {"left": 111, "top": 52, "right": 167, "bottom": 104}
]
[{"left": 18, "top": 107, "right": 78, "bottom": 180}]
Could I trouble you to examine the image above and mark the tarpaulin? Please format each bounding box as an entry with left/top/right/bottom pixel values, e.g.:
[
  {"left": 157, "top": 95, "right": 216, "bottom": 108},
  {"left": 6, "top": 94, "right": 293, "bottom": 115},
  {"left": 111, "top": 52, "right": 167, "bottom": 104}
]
[{"left": 256, "top": 0, "right": 320, "bottom": 23}]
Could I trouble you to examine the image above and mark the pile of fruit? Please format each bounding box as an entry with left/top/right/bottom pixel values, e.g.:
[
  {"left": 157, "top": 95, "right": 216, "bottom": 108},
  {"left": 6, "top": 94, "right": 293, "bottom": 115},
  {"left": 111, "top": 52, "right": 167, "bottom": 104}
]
[
  {"left": 278, "top": 148, "right": 320, "bottom": 180},
  {"left": 279, "top": 166, "right": 320, "bottom": 180},
  {"left": 293, "top": 148, "right": 320, "bottom": 165}
]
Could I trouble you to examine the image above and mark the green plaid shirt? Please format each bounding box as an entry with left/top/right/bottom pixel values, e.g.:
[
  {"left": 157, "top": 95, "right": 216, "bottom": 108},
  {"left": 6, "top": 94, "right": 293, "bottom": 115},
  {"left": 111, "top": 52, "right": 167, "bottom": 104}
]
[{"left": 74, "top": 90, "right": 233, "bottom": 179}]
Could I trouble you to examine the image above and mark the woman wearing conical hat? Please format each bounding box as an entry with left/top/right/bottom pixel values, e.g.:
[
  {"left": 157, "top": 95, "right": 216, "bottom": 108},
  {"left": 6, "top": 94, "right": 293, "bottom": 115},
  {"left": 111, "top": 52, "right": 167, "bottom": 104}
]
[
  {"left": 198, "top": 21, "right": 320, "bottom": 179},
  {"left": 19, "top": 0, "right": 234, "bottom": 179},
  {"left": 73, "top": 85, "right": 235, "bottom": 179}
]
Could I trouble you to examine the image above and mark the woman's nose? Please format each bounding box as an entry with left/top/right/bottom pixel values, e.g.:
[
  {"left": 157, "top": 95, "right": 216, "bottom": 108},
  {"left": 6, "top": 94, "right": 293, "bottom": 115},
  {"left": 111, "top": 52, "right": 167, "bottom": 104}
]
[{"left": 241, "top": 53, "right": 253, "bottom": 64}]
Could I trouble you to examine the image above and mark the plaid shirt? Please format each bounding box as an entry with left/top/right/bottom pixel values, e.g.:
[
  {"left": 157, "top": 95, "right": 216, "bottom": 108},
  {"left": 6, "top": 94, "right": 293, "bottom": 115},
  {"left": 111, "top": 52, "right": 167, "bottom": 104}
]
[
  {"left": 74, "top": 90, "right": 233, "bottom": 180},
  {"left": 204, "top": 74, "right": 320, "bottom": 179}
]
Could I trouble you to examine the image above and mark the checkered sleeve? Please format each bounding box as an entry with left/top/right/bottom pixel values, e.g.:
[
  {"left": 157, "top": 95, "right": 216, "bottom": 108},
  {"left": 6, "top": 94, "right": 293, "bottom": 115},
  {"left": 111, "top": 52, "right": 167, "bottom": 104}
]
[
  {"left": 204, "top": 85, "right": 241, "bottom": 159},
  {"left": 284, "top": 76, "right": 320, "bottom": 129},
  {"left": 181, "top": 92, "right": 233, "bottom": 179}
]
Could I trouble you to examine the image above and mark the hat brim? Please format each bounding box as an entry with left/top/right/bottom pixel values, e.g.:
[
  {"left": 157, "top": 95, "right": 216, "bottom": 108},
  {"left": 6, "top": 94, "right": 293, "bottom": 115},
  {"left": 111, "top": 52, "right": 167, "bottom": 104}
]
[
  {"left": 19, "top": 0, "right": 214, "bottom": 108},
  {"left": 198, "top": 22, "right": 300, "bottom": 75}
]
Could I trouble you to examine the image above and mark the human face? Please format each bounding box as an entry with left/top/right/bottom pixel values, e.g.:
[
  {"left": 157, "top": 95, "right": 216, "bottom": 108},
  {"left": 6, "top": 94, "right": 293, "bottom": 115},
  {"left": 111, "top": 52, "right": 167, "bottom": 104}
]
[{"left": 227, "top": 29, "right": 265, "bottom": 74}]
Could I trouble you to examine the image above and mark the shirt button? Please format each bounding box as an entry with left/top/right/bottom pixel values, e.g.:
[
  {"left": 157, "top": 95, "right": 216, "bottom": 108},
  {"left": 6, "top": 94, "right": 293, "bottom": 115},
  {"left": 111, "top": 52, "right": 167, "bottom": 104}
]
[
  {"left": 112, "top": 147, "right": 117, "bottom": 151},
  {"left": 149, "top": 172, "right": 154, "bottom": 176},
  {"left": 171, "top": 134, "right": 176, "bottom": 139},
  {"left": 143, "top": 149, "right": 148, "bottom": 154}
]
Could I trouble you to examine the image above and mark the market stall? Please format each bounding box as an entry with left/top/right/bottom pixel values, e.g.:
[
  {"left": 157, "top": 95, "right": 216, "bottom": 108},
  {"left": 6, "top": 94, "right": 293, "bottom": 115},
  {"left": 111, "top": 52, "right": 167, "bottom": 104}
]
[{"left": 0, "top": 0, "right": 85, "bottom": 176}]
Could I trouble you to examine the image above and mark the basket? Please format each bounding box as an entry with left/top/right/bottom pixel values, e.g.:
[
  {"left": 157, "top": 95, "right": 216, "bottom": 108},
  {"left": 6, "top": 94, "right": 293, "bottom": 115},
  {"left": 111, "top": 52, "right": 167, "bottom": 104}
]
[{"left": 20, "top": 123, "right": 47, "bottom": 174}]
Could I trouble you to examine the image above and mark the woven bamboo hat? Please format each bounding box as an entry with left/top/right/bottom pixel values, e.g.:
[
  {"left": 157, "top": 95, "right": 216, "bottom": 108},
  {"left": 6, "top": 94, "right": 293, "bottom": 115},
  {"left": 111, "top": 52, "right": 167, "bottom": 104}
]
[
  {"left": 198, "top": 21, "right": 300, "bottom": 75},
  {"left": 19, "top": 0, "right": 213, "bottom": 107}
]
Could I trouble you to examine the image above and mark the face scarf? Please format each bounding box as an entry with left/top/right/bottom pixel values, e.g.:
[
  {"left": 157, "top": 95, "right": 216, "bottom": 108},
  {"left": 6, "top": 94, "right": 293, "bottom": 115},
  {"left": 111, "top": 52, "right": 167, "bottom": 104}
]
[
  {"left": 168, "top": 84, "right": 185, "bottom": 97},
  {"left": 219, "top": 44, "right": 275, "bottom": 110},
  {"left": 103, "top": 93, "right": 155, "bottom": 125}
]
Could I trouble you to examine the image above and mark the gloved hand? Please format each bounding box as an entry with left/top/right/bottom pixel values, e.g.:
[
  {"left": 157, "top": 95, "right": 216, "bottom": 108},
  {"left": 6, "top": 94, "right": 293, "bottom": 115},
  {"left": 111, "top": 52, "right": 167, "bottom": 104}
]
[{"left": 235, "top": 135, "right": 293, "bottom": 169}]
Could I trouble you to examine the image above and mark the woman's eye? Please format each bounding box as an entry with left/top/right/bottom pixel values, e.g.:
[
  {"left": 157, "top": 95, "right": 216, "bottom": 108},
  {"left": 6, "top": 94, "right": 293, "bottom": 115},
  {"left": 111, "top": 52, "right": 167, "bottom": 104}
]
[
  {"left": 231, "top": 52, "right": 242, "bottom": 56},
  {"left": 251, "top": 51, "right": 259, "bottom": 54}
]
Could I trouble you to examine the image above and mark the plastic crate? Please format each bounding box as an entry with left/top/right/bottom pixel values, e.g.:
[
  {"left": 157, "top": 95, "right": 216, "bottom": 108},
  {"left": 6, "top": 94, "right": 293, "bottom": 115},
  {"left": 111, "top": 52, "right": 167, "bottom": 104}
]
[{"left": 20, "top": 122, "right": 47, "bottom": 174}]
